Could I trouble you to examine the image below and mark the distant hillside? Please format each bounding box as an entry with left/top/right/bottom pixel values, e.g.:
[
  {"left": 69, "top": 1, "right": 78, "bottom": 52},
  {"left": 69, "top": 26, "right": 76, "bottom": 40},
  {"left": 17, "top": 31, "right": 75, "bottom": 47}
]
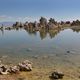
[{"left": 0, "top": 22, "right": 15, "bottom": 27}]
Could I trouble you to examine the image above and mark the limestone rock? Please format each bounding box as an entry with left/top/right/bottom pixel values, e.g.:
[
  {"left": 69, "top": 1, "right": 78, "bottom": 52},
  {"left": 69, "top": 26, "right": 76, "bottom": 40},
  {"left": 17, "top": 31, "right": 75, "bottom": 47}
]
[
  {"left": 8, "top": 66, "right": 20, "bottom": 74},
  {"left": 18, "top": 60, "right": 32, "bottom": 71},
  {"left": 0, "top": 64, "right": 9, "bottom": 75},
  {"left": 50, "top": 71, "right": 64, "bottom": 79},
  {"left": 0, "top": 60, "right": 32, "bottom": 75}
]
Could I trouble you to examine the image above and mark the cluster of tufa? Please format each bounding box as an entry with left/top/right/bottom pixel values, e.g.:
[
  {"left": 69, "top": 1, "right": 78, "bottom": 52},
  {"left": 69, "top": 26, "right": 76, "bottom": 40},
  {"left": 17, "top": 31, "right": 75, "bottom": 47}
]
[{"left": 0, "top": 60, "right": 32, "bottom": 75}]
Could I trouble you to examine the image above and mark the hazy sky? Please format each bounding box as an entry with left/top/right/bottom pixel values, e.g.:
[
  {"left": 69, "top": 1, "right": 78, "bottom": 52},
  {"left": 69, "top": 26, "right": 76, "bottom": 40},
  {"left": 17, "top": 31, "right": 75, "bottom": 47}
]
[{"left": 0, "top": 0, "right": 80, "bottom": 22}]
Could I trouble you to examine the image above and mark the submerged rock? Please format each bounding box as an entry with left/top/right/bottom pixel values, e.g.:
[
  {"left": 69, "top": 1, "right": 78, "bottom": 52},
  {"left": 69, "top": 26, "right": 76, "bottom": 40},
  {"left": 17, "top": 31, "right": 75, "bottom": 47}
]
[
  {"left": 1, "top": 55, "right": 8, "bottom": 59},
  {"left": 50, "top": 71, "right": 64, "bottom": 79},
  {"left": 66, "top": 50, "right": 76, "bottom": 54},
  {"left": 42, "top": 55, "right": 49, "bottom": 59},
  {"left": 26, "top": 48, "right": 32, "bottom": 52},
  {"left": 32, "top": 55, "right": 38, "bottom": 59},
  {"left": 67, "top": 51, "right": 70, "bottom": 53}
]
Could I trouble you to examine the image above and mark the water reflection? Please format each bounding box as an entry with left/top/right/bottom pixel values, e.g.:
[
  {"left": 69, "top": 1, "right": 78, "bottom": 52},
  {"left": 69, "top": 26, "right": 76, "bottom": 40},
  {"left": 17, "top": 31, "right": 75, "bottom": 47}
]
[
  {"left": 1, "top": 26, "right": 80, "bottom": 40},
  {"left": 0, "top": 26, "right": 80, "bottom": 68},
  {"left": 39, "top": 28, "right": 48, "bottom": 39},
  {"left": 24, "top": 27, "right": 62, "bottom": 39},
  {"left": 71, "top": 27, "right": 80, "bottom": 33},
  {"left": 24, "top": 26, "right": 80, "bottom": 39},
  {"left": 0, "top": 28, "right": 4, "bottom": 36},
  {"left": 25, "top": 28, "right": 37, "bottom": 36}
]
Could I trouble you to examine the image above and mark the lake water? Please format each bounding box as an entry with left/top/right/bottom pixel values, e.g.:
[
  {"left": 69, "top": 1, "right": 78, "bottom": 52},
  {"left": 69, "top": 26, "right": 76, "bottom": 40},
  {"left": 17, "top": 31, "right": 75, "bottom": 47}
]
[{"left": 0, "top": 28, "right": 80, "bottom": 69}]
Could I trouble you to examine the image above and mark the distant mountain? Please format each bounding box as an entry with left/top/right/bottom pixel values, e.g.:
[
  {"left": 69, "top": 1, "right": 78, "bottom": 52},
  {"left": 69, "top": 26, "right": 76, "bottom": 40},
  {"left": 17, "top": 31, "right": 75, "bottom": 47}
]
[{"left": 0, "top": 22, "right": 15, "bottom": 27}]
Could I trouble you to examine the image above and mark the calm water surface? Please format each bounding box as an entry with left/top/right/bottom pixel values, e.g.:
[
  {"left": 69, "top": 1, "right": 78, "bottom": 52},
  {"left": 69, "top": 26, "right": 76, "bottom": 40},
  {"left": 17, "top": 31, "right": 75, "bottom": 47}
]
[{"left": 0, "top": 28, "right": 80, "bottom": 67}]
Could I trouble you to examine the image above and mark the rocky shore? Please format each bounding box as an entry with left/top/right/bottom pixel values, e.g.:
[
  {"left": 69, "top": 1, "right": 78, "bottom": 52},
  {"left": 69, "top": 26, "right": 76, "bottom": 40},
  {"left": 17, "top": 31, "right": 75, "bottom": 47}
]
[
  {"left": 0, "top": 60, "right": 32, "bottom": 75},
  {"left": 0, "top": 57, "right": 80, "bottom": 80}
]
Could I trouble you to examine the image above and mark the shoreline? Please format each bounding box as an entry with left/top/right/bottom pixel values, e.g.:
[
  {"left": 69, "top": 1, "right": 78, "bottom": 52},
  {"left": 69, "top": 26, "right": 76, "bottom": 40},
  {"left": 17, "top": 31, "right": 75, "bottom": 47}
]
[{"left": 0, "top": 54, "right": 80, "bottom": 80}]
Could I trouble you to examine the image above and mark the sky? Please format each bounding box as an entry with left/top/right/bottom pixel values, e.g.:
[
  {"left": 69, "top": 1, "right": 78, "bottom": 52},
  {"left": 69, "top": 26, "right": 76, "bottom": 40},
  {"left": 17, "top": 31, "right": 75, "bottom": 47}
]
[{"left": 0, "top": 0, "right": 80, "bottom": 22}]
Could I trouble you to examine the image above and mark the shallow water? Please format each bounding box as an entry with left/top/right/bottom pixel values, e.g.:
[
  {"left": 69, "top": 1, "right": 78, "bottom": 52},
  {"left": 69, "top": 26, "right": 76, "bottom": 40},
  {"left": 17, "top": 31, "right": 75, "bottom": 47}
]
[
  {"left": 0, "top": 28, "right": 80, "bottom": 67},
  {"left": 0, "top": 28, "right": 80, "bottom": 80}
]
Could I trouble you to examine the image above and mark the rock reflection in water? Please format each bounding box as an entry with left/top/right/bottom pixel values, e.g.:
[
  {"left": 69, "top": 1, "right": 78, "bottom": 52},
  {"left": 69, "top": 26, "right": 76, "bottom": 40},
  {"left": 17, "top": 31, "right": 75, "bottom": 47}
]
[
  {"left": 24, "top": 27, "right": 61, "bottom": 40},
  {"left": 71, "top": 26, "right": 80, "bottom": 33},
  {"left": 1, "top": 25, "right": 80, "bottom": 40}
]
